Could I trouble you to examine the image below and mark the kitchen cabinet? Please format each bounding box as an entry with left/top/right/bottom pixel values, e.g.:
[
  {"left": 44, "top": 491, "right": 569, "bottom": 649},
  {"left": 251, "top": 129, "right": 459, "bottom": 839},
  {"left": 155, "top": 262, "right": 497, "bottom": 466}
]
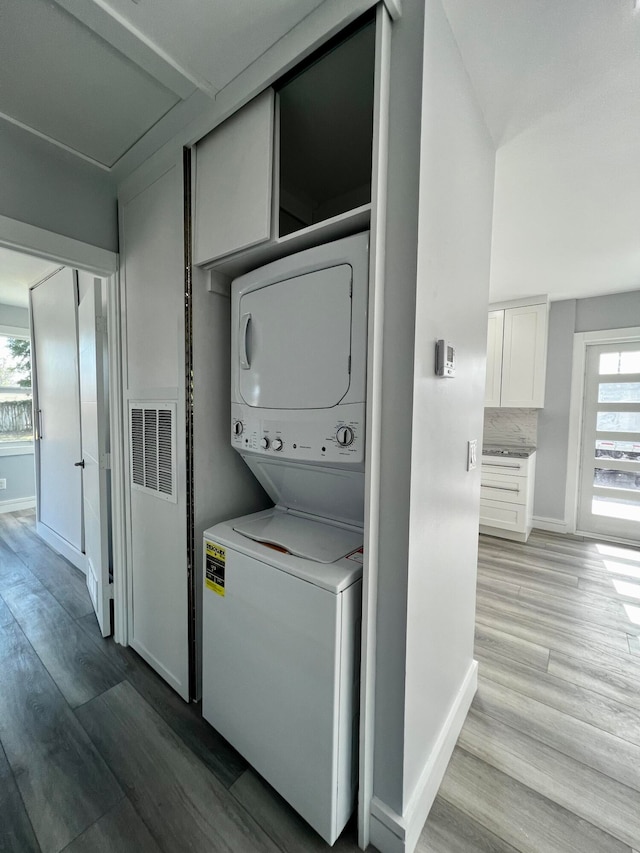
[
  {"left": 193, "top": 18, "right": 376, "bottom": 270},
  {"left": 479, "top": 453, "right": 536, "bottom": 542},
  {"left": 484, "top": 299, "right": 548, "bottom": 408}
]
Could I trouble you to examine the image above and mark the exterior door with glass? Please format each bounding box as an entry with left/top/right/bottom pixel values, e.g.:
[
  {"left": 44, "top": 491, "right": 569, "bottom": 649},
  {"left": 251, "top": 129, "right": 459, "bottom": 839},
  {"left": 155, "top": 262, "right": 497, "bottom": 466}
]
[{"left": 577, "top": 340, "right": 640, "bottom": 541}]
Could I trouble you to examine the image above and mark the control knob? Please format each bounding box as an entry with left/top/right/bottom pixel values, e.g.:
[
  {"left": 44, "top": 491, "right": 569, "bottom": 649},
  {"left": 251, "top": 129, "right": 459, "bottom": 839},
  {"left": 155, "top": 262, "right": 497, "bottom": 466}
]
[
  {"left": 260, "top": 437, "right": 270, "bottom": 450},
  {"left": 233, "top": 420, "right": 243, "bottom": 436},
  {"left": 272, "top": 438, "right": 283, "bottom": 451},
  {"left": 336, "top": 426, "right": 355, "bottom": 447}
]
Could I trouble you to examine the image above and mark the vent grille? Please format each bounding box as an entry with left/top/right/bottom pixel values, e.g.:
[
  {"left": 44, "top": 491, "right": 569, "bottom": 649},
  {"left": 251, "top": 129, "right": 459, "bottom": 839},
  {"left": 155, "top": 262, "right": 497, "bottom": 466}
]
[{"left": 129, "top": 403, "right": 176, "bottom": 503}]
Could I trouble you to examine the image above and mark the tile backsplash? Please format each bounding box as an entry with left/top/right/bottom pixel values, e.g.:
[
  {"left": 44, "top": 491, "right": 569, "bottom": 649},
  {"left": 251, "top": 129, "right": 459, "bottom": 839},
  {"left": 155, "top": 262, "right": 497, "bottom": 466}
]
[{"left": 483, "top": 408, "right": 538, "bottom": 447}]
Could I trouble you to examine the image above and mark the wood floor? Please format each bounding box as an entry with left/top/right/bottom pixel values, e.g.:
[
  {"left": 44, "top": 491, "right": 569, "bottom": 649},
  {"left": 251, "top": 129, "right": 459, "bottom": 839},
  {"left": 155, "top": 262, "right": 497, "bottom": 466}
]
[{"left": 0, "top": 511, "right": 639, "bottom": 852}]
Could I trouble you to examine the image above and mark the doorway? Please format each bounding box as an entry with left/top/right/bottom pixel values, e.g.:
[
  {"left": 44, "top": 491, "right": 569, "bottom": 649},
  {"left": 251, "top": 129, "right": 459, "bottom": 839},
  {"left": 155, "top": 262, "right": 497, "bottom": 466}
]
[
  {"left": 576, "top": 336, "right": 640, "bottom": 542},
  {"left": 0, "top": 216, "right": 126, "bottom": 642}
]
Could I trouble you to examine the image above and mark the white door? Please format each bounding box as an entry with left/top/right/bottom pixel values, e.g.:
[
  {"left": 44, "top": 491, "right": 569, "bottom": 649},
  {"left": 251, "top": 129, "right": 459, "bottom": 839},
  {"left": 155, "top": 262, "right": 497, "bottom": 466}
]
[
  {"left": 31, "top": 268, "right": 84, "bottom": 557},
  {"left": 78, "top": 278, "right": 112, "bottom": 636},
  {"left": 577, "top": 341, "right": 640, "bottom": 541}
]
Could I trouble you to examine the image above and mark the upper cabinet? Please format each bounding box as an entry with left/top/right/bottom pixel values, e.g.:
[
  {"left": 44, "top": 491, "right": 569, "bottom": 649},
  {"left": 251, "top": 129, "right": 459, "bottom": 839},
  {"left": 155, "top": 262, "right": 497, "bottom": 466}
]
[
  {"left": 485, "top": 298, "right": 549, "bottom": 409},
  {"left": 194, "top": 89, "right": 275, "bottom": 266},
  {"left": 193, "top": 18, "right": 376, "bottom": 269}
]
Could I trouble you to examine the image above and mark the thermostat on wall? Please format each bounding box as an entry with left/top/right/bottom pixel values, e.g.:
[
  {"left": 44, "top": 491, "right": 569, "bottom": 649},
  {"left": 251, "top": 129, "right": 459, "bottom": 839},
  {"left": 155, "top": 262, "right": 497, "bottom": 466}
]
[{"left": 435, "top": 339, "right": 456, "bottom": 377}]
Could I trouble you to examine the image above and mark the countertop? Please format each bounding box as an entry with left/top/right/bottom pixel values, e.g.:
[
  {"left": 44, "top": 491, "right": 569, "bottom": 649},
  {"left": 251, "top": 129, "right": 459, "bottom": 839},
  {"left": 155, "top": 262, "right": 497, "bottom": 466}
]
[{"left": 482, "top": 445, "right": 537, "bottom": 459}]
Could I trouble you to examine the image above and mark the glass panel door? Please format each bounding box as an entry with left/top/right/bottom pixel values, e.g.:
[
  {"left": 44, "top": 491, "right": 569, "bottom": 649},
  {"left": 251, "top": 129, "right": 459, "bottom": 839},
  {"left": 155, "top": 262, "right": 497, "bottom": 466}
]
[{"left": 577, "top": 341, "right": 640, "bottom": 541}]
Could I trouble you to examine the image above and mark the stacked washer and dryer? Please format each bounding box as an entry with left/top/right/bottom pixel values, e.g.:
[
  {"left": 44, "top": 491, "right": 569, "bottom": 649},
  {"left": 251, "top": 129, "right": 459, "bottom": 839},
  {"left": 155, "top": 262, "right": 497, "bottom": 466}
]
[{"left": 202, "top": 232, "right": 369, "bottom": 845}]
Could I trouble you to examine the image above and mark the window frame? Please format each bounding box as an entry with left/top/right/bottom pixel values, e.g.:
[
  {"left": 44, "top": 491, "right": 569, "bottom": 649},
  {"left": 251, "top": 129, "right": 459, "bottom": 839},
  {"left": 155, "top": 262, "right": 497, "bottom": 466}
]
[{"left": 0, "top": 324, "right": 34, "bottom": 455}]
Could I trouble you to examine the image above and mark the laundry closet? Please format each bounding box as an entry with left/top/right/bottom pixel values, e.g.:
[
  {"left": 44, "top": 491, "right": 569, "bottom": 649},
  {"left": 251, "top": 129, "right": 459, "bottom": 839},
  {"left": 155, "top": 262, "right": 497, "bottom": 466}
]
[{"left": 118, "top": 9, "right": 380, "bottom": 836}]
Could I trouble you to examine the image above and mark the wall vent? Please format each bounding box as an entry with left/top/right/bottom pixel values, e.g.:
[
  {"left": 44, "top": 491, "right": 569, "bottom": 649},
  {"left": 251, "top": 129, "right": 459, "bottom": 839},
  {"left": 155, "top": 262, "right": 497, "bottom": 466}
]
[{"left": 129, "top": 402, "right": 177, "bottom": 503}]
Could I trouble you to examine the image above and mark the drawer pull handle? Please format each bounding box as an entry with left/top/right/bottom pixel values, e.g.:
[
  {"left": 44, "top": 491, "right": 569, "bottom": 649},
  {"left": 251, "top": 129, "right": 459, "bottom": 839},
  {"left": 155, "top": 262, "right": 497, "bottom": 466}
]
[
  {"left": 482, "top": 484, "right": 520, "bottom": 493},
  {"left": 483, "top": 462, "right": 522, "bottom": 470}
]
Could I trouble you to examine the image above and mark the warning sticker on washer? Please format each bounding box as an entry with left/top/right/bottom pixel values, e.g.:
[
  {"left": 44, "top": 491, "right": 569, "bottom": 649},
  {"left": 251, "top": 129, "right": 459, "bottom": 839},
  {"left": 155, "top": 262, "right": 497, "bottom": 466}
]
[
  {"left": 346, "top": 546, "right": 364, "bottom": 564},
  {"left": 205, "top": 541, "right": 226, "bottom": 596}
]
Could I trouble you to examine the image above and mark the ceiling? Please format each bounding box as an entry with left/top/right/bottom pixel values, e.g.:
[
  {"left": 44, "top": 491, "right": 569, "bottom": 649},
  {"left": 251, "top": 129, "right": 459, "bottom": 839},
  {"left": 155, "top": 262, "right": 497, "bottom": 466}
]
[
  {"left": 1, "top": 0, "right": 639, "bottom": 303},
  {"left": 441, "top": 0, "right": 640, "bottom": 303},
  {"left": 0, "top": 0, "right": 325, "bottom": 169},
  {"left": 0, "top": 248, "right": 60, "bottom": 309}
]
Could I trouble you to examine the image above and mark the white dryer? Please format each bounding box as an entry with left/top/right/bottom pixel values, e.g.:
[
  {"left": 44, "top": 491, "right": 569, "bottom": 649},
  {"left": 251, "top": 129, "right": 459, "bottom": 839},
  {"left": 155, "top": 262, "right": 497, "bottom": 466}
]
[{"left": 230, "top": 231, "right": 369, "bottom": 524}]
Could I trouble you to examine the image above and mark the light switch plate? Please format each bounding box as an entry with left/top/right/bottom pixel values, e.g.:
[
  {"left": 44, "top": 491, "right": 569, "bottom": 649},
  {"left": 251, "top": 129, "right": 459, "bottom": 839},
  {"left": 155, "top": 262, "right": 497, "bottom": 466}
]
[{"left": 467, "top": 440, "right": 477, "bottom": 471}]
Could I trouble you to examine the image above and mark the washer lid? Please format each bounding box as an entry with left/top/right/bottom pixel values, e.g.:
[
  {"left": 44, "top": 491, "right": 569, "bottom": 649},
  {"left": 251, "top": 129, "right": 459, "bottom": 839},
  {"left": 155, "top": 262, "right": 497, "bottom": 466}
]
[{"left": 233, "top": 509, "right": 362, "bottom": 564}]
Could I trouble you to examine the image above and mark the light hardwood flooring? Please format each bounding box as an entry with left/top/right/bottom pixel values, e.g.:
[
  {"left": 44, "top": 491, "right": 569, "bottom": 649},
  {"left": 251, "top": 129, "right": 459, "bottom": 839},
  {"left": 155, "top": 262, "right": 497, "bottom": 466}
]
[{"left": 0, "top": 512, "right": 638, "bottom": 852}]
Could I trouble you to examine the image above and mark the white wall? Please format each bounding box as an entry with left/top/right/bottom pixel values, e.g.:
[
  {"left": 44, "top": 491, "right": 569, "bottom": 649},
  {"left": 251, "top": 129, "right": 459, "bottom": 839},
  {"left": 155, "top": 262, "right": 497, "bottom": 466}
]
[
  {"left": 535, "top": 290, "right": 640, "bottom": 524},
  {"left": 370, "top": 0, "right": 495, "bottom": 848},
  {"left": 192, "top": 264, "right": 270, "bottom": 698},
  {"left": 0, "top": 119, "right": 117, "bottom": 252},
  {"left": 490, "top": 67, "right": 640, "bottom": 304}
]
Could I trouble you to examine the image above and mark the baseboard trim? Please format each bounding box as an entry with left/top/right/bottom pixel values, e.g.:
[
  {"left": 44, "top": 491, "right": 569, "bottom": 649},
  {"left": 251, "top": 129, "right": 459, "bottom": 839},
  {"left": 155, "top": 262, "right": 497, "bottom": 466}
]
[
  {"left": 532, "top": 516, "right": 568, "bottom": 534},
  {"left": 0, "top": 497, "right": 35, "bottom": 514},
  {"left": 369, "top": 660, "right": 478, "bottom": 853},
  {"left": 36, "top": 520, "right": 87, "bottom": 574}
]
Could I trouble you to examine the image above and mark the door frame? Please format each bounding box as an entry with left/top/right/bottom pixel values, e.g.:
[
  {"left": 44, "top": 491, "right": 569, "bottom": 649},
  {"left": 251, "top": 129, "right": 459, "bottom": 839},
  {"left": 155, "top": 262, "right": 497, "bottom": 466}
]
[
  {"left": 565, "top": 325, "right": 640, "bottom": 544},
  {"left": 0, "top": 214, "right": 128, "bottom": 644}
]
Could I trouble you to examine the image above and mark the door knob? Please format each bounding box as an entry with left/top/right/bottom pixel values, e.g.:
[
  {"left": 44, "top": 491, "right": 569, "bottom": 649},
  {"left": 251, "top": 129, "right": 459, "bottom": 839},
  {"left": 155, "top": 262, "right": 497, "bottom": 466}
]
[{"left": 74, "top": 460, "right": 85, "bottom": 468}]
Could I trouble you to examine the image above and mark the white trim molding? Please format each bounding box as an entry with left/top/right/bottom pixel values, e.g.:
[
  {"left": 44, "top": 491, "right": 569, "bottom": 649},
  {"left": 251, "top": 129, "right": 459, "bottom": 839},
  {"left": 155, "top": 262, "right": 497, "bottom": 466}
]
[
  {"left": 0, "top": 324, "right": 30, "bottom": 338},
  {"left": 0, "top": 215, "right": 117, "bottom": 276},
  {"left": 36, "top": 520, "right": 87, "bottom": 574},
  {"left": 369, "top": 661, "right": 478, "bottom": 853},
  {"left": 0, "top": 497, "right": 35, "bottom": 514},
  {"left": 0, "top": 442, "right": 34, "bottom": 458},
  {"left": 532, "top": 516, "right": 568, "bottom": 535},
  {"left": 565, "top": 325, "right": 640, "bottom": 535}
]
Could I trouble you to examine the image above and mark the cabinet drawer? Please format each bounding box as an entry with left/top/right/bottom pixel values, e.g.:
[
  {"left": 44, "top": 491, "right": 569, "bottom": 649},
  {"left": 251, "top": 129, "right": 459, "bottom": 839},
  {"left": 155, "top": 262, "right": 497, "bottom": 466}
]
[
  {"left": 481, "top": 457, "right": 529, "bottom": 475},
  {"left": 480, "top": 470, "right": 527, "bottom": 505},
  {"left": 479, "top": 499, "right": 527, "bottom": 533}
]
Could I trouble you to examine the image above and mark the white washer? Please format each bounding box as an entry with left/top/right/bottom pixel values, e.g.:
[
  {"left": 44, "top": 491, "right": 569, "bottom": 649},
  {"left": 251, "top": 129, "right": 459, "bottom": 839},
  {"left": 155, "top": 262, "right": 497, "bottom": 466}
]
[{"left": 202, "top": 507, "right": 362, "bottom": 846}]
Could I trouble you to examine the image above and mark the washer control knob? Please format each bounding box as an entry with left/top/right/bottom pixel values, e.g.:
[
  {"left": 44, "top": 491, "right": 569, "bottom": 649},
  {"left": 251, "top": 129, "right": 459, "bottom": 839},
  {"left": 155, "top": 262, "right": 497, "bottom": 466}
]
[
  {"left": 260, "top": 437, "right": 270, "bottom": 450},
  {"left": 272, "top": 438, "right": 283, "bottom": 451},
  {"left": 233, "top": 420, "right": 243, "bottom": 436},
  {"left": 336, "top": 426, "right": 355, "bottom": 447}
]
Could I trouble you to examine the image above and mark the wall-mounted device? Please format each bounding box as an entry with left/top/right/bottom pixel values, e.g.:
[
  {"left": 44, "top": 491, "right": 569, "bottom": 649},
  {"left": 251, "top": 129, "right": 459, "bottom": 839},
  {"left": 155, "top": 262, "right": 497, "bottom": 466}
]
[{"left": 435, "top": 339, "right": 456, "bottom": 377}]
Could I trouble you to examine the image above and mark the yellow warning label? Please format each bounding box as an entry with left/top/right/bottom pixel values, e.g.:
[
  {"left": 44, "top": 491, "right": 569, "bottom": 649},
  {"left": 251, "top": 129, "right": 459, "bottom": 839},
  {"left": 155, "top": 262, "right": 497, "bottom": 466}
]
[{"left": 205, "top": 540, "right": 226, "bottom": 596}]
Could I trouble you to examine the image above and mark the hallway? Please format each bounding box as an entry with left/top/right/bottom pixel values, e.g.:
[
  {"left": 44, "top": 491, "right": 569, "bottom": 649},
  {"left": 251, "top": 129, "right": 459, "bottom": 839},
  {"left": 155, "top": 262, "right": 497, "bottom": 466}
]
[{"left": 0, "top": 511, "right": 639, "bottom": 852}]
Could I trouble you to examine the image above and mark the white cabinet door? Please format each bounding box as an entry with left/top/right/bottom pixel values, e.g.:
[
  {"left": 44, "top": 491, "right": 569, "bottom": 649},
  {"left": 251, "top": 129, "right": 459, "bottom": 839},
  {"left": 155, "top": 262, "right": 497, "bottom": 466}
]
[
  {"left": 484, "top": 310, "right": 504, "bottom": 407},
  {"left": 194, "top": 89, "right": 274, "bottom": 265},
  {"left": 31, "top": 268, "right": 84, "bottom": 560},
  {"left": 501, "top": 303, "right": 548, "bottom": 408}
]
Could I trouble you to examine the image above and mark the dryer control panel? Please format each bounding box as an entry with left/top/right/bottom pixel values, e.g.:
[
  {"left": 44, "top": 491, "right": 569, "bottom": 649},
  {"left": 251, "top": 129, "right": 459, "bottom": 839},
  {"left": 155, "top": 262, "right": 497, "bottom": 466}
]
[{"left": 231, "top": 403, "right": 365, "bottom": 467}]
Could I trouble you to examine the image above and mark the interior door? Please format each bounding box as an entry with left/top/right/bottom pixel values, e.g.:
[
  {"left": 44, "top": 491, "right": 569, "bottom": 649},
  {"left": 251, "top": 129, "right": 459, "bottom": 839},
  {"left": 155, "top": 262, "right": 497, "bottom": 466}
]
[
  {"left": 78, "top": 277, "right": 112, "bottom": 636},
  {"left": 31, "top": 268, "right": 84, "bottom": 555},
  {"left": 577, "top": 341, "right": 640, "bottom": 541}
]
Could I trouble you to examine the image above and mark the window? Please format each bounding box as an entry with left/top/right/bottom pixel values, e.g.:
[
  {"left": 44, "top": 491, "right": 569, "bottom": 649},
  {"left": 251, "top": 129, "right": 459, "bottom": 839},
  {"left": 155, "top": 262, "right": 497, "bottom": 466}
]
[{"left": 0, "top": 333, "right": 32, "bottom": 444}]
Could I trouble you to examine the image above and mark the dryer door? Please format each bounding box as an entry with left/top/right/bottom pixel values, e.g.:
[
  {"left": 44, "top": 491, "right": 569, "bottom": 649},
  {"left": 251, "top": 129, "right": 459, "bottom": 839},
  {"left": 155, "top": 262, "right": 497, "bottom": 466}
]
[{"left": 238, "top": 264, "right": 352, "bottom": 409}]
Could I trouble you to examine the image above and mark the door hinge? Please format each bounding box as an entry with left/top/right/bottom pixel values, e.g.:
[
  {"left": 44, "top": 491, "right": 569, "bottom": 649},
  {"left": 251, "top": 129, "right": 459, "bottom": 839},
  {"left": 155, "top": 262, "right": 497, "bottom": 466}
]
[{"left": 100, "top": 452, "right": 111, "bottom": 470}]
